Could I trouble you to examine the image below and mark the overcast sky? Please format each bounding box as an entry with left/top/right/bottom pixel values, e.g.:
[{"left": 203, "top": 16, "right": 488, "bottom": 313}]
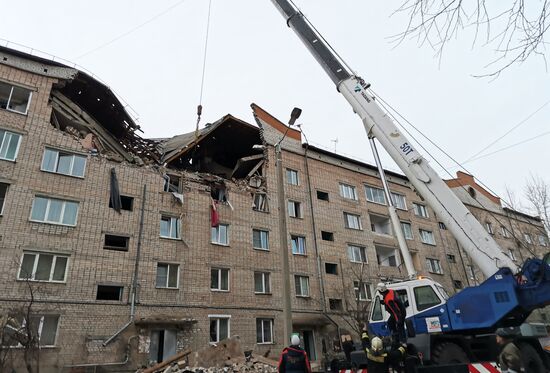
[{"left": 1, "top": 0, "right": 548, "bottom": 211}]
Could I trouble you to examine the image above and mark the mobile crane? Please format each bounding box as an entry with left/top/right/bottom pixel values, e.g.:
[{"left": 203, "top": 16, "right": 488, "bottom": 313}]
[{"left": 269, "top": 0, "right": 550, "bottom": 370}]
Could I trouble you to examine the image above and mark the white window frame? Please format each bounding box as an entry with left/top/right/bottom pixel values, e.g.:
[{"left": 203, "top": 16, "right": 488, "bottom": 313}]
[
  {"left": 508, "top": 249, "right": 517, "bottom": 261},
  {"left": 485, "top": 222, "right": 494, "bottom": 235},
  {"left": 211, "top": 224, "right": 229, "bottom": 245},
  {"left": 390, "top": 192, "right": 407, "bottom": 210},
  {"left": 254, "top": 272, "right": 271, "bottom": 294},
  {"left": 466, "top": 265, "right": 476, "bottom": 280},
  {"left": 354, "top": 281, "right": 372, "bottom": 301},
  {"left": 41, "top": 148, "right": 87, "bottom": 178},
  {"left": 524, "top": 233, "right": 533, "bottom": 244},
  {"left": 156, "top": 263, "right": 179, "bottom": 289},
  {"left": 501, "top": 226, "right": 510, "bottom": 238},
  {"left": 0, "top": 182, "right": 8, "bottom": 215},
  {"left": 295, "top": 275, "right": 310, "bottom": 297},
  {"left": 287, "top": 200, "right": 302, "bottom": 218},
  {"left": 256, "top": 318, "right": 274, "bottom": 344},
  {"left": 413, "top": 203, "right": 429, "bottom": 218},
  {"left": 419, "top": 229, "right": 436, "bottom": 245},
  {"left": 253, "top": 193, "right": 268, "bottom": 212},
  {"left": 3, "top": 314, "right": 59, "bottom": 348},
  {"left": 348, "top": 244, "right": 367, "bottom": 263},
  {"left": 539, "top": 235, "right": 548, "bottom": 247},
  {"left": 291, "top": 235, "right": 306, "bottom": 255},
  {"left": 0, "top": 129, "right": 22, "bottom": 162},
  {"left": 160, "top": 215, "right": 181, "bottom": 239},
  {"left": 344, "top": 212, "right": 362, "bottom": 230},
  {"left": 400, "top": 222, "right": 413, "bottom": 240},
  {"left": 286, "top": 168, "right": 299, "bottom": 185},
  {"left": 0, "top": 81, "right": 32, "bottom": 114},
  {"left": 426, "top": 258, "right": 443, "bottom": 274},
  {"left": 253, "top": 229, "right": 269, "bottom": 251},
  {"left": 208, "top": 315, "right": 230, "bottom": 343},
  {"left": 339, "top": 183, "right": 358, "bottom": 200},
  {"left": 365, "top": 185, "right": 386, "bottom": 205},
  {"left": 211, "top": 268, "right": 230, "bottom": 291},
  {"left": 29, "top": 196, "right": 79, "bottom": 226},
  {"left": 17, "top": 252, "right": 69, "bottom": 283}
]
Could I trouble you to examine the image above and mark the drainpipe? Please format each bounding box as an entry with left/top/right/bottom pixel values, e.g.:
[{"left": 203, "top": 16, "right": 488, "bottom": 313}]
[{"left": 103, "top": 184, "right": 147, "bottom": 346}]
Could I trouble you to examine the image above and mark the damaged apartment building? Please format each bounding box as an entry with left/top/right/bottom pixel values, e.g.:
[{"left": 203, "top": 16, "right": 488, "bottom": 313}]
[{"left": 0, "top": 45, "right": 548, "bottom": 372}]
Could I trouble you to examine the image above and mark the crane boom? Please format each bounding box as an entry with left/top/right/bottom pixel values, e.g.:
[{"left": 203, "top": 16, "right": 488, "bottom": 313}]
[{"left": 270, "top": 0, "right": 518, "bottom": 277}]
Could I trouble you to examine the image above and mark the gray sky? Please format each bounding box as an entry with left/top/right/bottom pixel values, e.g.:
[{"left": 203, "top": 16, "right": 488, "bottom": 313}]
[{"left": 1, "top": 0, "right": 548, "bottom": 211}]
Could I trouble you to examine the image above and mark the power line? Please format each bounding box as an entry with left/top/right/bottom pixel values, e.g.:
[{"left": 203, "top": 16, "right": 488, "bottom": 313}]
[{"left": 74, "top": 0, "right": 188, "bottom": 60}]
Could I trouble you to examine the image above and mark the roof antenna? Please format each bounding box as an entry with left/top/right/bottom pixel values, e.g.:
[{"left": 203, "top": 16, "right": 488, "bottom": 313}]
[{"left": 195, "top": 0, "right": 213, "bottom": 139}]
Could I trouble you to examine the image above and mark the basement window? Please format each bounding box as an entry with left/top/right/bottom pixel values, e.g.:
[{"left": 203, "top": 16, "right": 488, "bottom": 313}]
[
  {"left": 325, "top": 263, "right": 338, "bottom": 275},
  {"left": 96, "top": 285, "right": 123, "bottom": 301},
  {"left": 316, "top": 190, "right": 329, "bottom": 201},
  {"left": 163, "top": 174, "right": 181, "bottom": 193},
  {"left": 104, "top": 234, "right": 129, "bottom": 251},
  {"left": 109, "top": 195, "right": 134, "bottom": 211},
  {"left": 329, "top": 299, "right": 343, "bottom": 311},
  {"left": 321, "top": 231, "right": 334, "bottom": 241}
]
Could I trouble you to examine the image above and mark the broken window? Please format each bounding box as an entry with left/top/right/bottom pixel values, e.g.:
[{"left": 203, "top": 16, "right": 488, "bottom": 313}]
[
  {"left": 256, "top": 319, "right": 273, "bottom": 344},
  {"left": 325, "top": 263, "right": 338, "bottom": 275},
  {"left": 291, "top": 235, "right": 306, "bottom": 255},
  {"left": 156, "top": 263, "right": 179, "bottom": 289},
  {"left": 18, "top": 251, "right": 68, "bottom": 282},
  {"left": 294, "top": 275, "right": 310, "bottom": 297},
  {"left": 211, "top": 224, "right": 229, "bottom": 245},
  {"left": 163, "top": 174, "right": 181, "bottom": 193},
  {"left": 329, "top": 299, "right": 343, "bottom": 311},
  {"left": 0, "top": 81, "right": 32, "bottom": 114},
  {"left": 96, "top": 285, "right": 123, "bottom": 301},
  {"left": 3, "top": 314, "right": 59, "bottom": 347},
  {"left": 438, "top": 222, "right": 447, "bottom": 230},
  {"left": 209, "top": 316, "right": 230, "bottom": 343},
  {"left": 160, "top": 215, "right": 180, "bottom": 239},
  {"left": 211, "top": 185, "right": 228, "bottom": 203},
  {"left": 253, "top": 229, "right": 269, "bottom": 250},
  {"left": 149, "top": 329, "right": 177, "bottom": 364},
  {"left": 376, "top": 245, "right": 399, "bottom": 267},
  {"left": 0, "top": 129, "right": 21, "bottom": 161},
  {"left": 0, "top": 182, "right": 8, "bottom": 215},
  {"left": 253, "top": 193, "right": 269, "bottom": 212},
  {"left": 104, "top": 234, "right": 129, "bottom": 251},
  {"left": 254, "top": 272, "right": 271, "bottom": 294},
  {"left": 109, "top": 195, "right": 133, "bottom": 211},
  {"left": 321, "top": 231, "right": 334, "bottom": 241},
  {"left": 41, "top": 148, "right": 86, "bottom": 177},
  {"left": 288, "top": 200, "right": 302, "bottom": 218},
  {"left": 370, "top": 214, "right": 392, "bottom": 235},
  {"left": 211, "top": 268, "right": 229, "bottom": 291},
  {"left": 316, "top": 190, "right": 329, "bottom": 201},
  {"left": 30, "top": 196, "right": 79, "bottom": 226}
]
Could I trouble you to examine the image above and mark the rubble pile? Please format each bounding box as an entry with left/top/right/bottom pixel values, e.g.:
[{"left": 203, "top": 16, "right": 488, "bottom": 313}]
[{"left": 155, "top": 356, "right": 278, "bottom": 373}]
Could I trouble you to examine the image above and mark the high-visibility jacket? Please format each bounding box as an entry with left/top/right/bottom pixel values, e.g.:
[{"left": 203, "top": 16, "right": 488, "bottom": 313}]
[{"left": 382, "top": 289, "right": 406, "bottom": 321}]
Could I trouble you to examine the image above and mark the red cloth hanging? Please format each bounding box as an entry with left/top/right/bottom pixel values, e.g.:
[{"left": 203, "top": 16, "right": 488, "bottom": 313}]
[{"left": 211, "top": 199, "right": 219, "bottom": 227}]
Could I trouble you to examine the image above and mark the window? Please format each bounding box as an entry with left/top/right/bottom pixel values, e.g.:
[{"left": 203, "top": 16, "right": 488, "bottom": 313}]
[
  {"left": 211, "top": 224, "right": 229, "bottom": 245},
  {"left": 329, "top": 298, "right": 343, "bottom": 311},
  {"left": 156, "top": 263, "right": 179, "bottom": 289},
  {"left": 501, "top": 226, "right": 510, "bottom": 238},
  {"left": 0, "top": 182, "right": 8, "bottom": 215},
  {"left": 508, "top": 249, "right": 517, "bottom": 261},
  {"left": 344, "top": 212, "right": 362, "bottom": 230},
  {"left": 286, "top": 168, "right": 299, "bottom": 185},
  {"left": 294, "top": 275, "right": 310, "bottom": 297},
  {"left": 438, "top": 222, "right": 447, "bottom": 230},
  {"left": 524, "top": 233, "right": 532, "bottom": 244},
  {"left": 96, "top": 285, "right": 123, "bottom": 301},
  {"left": 414, "top": 285, "right": 441, "bottom": 311},
  {"left": 413, "top": 203, "right": 429, "bottom": 218},
  {"left": 291, "top": 235, "right": 306, "bottom": 255},
  {"left": 30, "top": 197, "right": 79, "bottom": 226},
  {"left": 41, "top": 148, "right": 86, "bottom": 178},
  {"left": 211, "top": 186, "right": 228, "bottom": 203},
  {"left": 391, "top": 193, "right": 407, "bottom": 210},
  {"left": 485, "top": 222, "right": 494, "bottom": 235},
  {"left": 0, "top": 130, "right": 21, "bottom": 161},
  {"left": 0, "top": 81, "right": 32, "bottom": 114},
  {"left": 466, "top": 265, "right": 475, "bottom": 280},
  {"left": 538, "top": 235, "right": 547, "bottom": 247},
  {"left": 401, "top": 222, "right": 413, "bottom": 240},
  {"left": 253, "top": 193, "right": 269, "bottom": 212},
  {"left": 316, "top": 190, "right": 329, "bottom": 201},
  {"left": 321, "top": 231, "right": 334, "bottom": 241},
  {"left": 211, "top": 268, "right": 229, "bottom": 291},
  {"left": 256, "top": 319, "right": 273, "bottom": 344},
  {"left": 453, "top": 280, "right": 463, "bottom": 289},
  {"left": 370, "top": 214, "right": 392, "bottom": 235},
  {"left": 253, "top": 229, "right": 269, "bottom": 250},
  {"left": 3, "top": 315, "right": 59, "bottom": 347},
  {"left": 325, "top": 263, "right": 338, "bottom": 275},
  {"left": 371, "top": 297, "right": 384, "bottom": 321},
  {"left": 426, "top": 258, "right": 442, "bottom": 274},
  {"left": 254, "top": 272, "right": 271, "bottom": 294},
  {"left": 419, "top": 229, "right": 435, "bottom": 245},
  {"left": 339, "top": 183, "right": 358, "bottom": 200},
  {"left": 104, "top": 234, "right": 129, "bottom": 251},
  {"left": 160, "top": 215, "right": 180, "bottom": 239},
  {"left": 446, "top": 254, "right": 456, "bottom": 263},
  {"left": 376, "top": 245, "right": 399, "bottom": 267},
  {"left": 288, "top": 200, "right": 302, "bottom": 218},
  {"left": 163, "top": 174, "right": 181, "bottom": 193},
  {"left": 18, "top": 252, "right": 68, "bottom": 282},
  {"left": 209, "top": 316, "right": 230, "bottom": 343},
  {"left": 109, "top": 195, "right": 133, "bottom": 211},
  {"left": 348, "top": 244, "right": 367, "bottom": 263},
  {"left": 365, "top": 185, "right": 386, "bottom": 204},
  {"left": 354, "top": 281, "right": 372, "bottom": 301}
]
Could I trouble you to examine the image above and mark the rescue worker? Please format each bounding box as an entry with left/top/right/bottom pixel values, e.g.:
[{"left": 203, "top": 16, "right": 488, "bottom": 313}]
[
  {"left": 361, "top": 330, "right": 406, "bottom": 373},
  {"left": 278, "top": 335, "right": 312, "bottom": 373},
  {"left": 377, "top": 283, "right": 407, "bottom": 344},
  {"left": 496, "top": 327, "right": 524, "bottom": 373}
]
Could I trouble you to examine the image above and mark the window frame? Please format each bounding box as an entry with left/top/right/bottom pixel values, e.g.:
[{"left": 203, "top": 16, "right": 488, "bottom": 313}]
[
  {"left": 291, "top": 235, "right": 306, "bottom": 255},
  {"left": 344, "top": 212, "right": 362, "bottom": 230},
  {"left": 3, "top": 314, "right": 60, "bottom": 348},
  {"left": 209, "top": 315, "right": 230, "bottom": 343},
  {"left": 286, "top": 168, "right": 299, "bottom": 185},
  {"left": 390, "top": 192, "right": 407, "bottom": 210},
  {"left": 256, "top": 318, "right": 274, "bottom": 344},
  {"left": 17, "top": 251, "right": 69, "bottom": 283},
  {"left": 160, "top": 215, "right": 181, "bottom": 240},
  {"left": 485, "top": 222, "right": 494, "bottom": 235},
  {"left": 426, "top": 257, "right": 443, "bottom": 274},
  {"left": 400, "top": 222, "right": 413, "bottom": 240},
  {"left": 508, "top": 249, "right": 517, "bottom": 261},
  {"left": 354, "top": 281, "right": 372, "bottom": 301},
  {"left": 0, "top": 182, "right": 8, "bottom": 215},
  {"left": 253, "top": 193, "right": 269, "bottom": 212},
  {"left": 211, "top": 224, "right": 229, "bottom": 245},
  {"left": 287, "top": 200, "right": 302, "bottom": 218},
  {"left": 347, "top": 244, "right": 367, "bottom": 263},
  {"left": 40, "top": 147, "right": 87, "bottom": 178},
  {"left": 501, "top": 226, "right": 510, "bottom": 238},
  {"left": 156, "top": 263, "right": 180, "bottom": 289},
  {"left": 413, "top": 203, "right": 429, "bottom": 218},
  {"left": 0, "top": 129, "right": 22, "bottom": 162},
  {"left": 524, "top": 233, "right": 533, "bottom": 244},
  {"left": 254, "top": 271, "right": 271, "bottom": 294},
  {"left": 339, "top": 183, "right": 358, "bottom": 201},
  {"left": 0, "top": 81, "right": 32, "bottom": 115},
  {"left": 96, "top": 285, "right": 123, "bottom": 301},
  {"left": 210, "top": 268, "right": 230, "bottom": 292},
  {"left": 539, "top": 235, "right": 548, "bottom": 247},
  {"left": 419, "top": 229, "right": 436, "bottom": 245},
  {"left": 365, "top": 185, "right": 386, "bottom": 205},
  {"left": 29, "top": 196, "right": 79, "bottom": 226},
  {"left": 414, "top": 285, "right": 442, "bottom": 312},
  {"left": 294, "top": 275, "right": 310, "bottom": 297},
  {"left": 252, "top": 229, "right": 269, "bottom": 251}
]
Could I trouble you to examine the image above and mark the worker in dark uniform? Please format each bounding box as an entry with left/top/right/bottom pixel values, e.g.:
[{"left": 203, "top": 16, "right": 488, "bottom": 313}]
[
  {"left": 377, "top": 282, "right": 407, "bottom": 344},
  {"left": 496, "top": 327, "right": 524, "bottom": 373},
  {"left": 361, "top": 330, "right": 406, "bottom": 373},
  {"left": 278, "top": 335, "right": 312, "bottom": 373}
]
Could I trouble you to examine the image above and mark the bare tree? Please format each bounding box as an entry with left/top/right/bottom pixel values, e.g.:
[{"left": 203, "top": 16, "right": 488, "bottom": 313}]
[
  {"left": 524, "top": 174, "right": 550, "bottom": 235},
  {"left": 339, "top": 262, "right": 374, "bottom": 338},
  {"left": 394, "top": 1, "right": 550, "bottom": 77}
]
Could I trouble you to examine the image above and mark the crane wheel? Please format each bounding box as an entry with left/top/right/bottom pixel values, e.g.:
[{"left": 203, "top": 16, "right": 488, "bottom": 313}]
[
  {"left": 518, "top": 342, "right": 545, "bottom": 373},
  {"left": 431, "top": 342, "right": 469, "bottom": 365}
]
